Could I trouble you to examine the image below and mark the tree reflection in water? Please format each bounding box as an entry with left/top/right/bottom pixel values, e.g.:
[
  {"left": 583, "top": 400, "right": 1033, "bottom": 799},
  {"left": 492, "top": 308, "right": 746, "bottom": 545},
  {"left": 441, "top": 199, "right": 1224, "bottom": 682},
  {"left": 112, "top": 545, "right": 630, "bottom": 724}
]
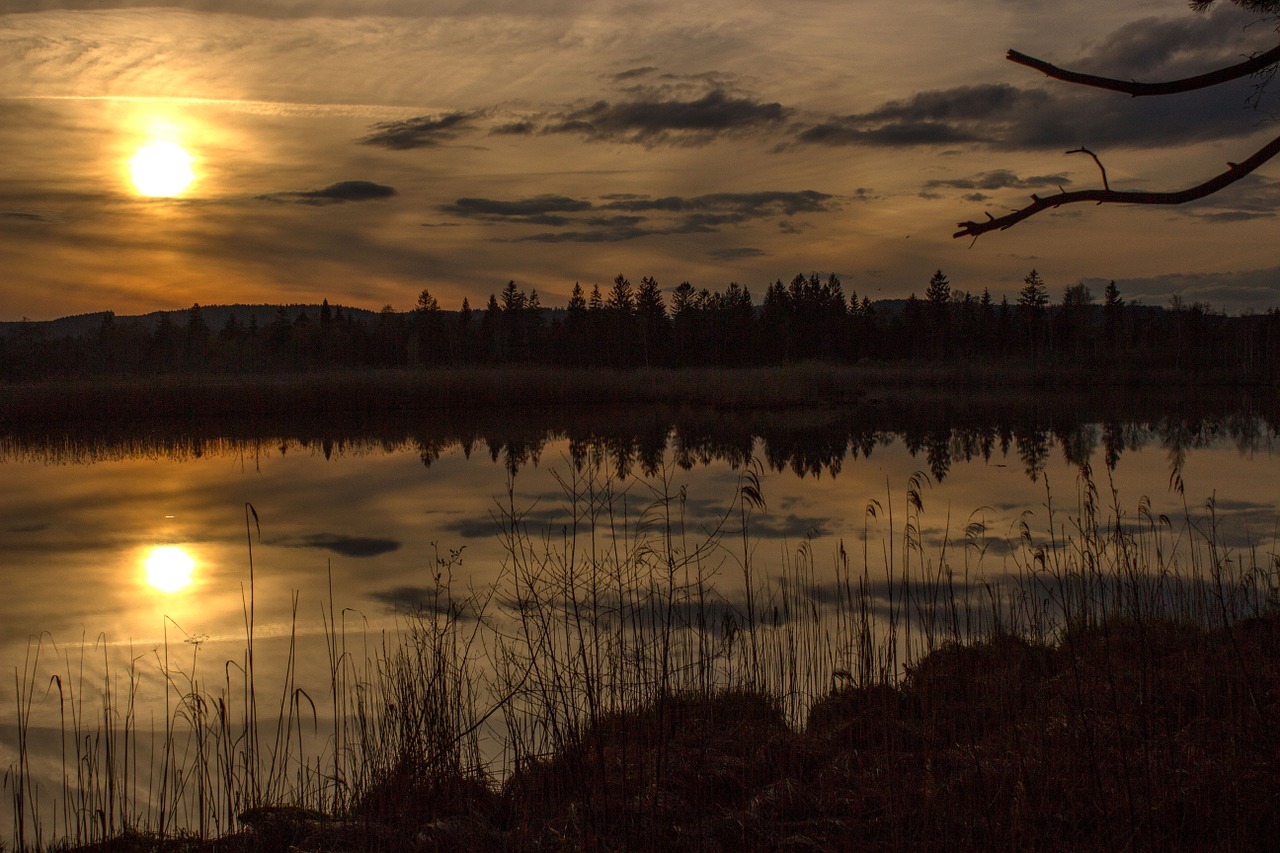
[{"left": 2, "top": 389, "right": 1273, "bottom": 487}]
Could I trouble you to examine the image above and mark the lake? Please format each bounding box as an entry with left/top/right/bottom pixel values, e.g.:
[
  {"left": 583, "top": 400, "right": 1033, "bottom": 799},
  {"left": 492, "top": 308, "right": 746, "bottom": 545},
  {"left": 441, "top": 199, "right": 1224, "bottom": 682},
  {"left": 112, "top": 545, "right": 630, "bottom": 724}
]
[{"left": 2, "top": 389, "right": 1278, "bottom": 845}]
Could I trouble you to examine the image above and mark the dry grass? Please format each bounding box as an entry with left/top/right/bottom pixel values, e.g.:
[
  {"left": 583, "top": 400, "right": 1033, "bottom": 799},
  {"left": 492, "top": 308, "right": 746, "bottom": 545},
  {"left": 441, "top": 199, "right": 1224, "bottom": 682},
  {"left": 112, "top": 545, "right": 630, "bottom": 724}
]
[{"left": 0, "top": 361, "right": 1261, "bottom": 427}]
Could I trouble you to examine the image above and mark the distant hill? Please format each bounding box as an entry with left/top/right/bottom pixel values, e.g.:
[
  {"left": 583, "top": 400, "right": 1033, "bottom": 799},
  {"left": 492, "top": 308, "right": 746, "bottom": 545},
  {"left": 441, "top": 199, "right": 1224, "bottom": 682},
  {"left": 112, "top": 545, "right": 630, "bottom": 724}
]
[
  {"left": 0, "top": 302, "right": 584, "bottom": 340},
  {"left": 0, "top": 304, "right": 386, "bottom": 339}
]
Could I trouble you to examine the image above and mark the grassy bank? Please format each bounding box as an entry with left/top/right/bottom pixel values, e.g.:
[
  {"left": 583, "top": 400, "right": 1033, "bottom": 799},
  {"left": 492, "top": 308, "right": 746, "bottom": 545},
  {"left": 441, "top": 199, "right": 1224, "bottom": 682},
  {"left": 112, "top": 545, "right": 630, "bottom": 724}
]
[
  {"left": 6, "top": 464, "right": 1279, "bottom": 851},
  {"left": 2, "top": 361, "right": 1270, "bottom": 426}
]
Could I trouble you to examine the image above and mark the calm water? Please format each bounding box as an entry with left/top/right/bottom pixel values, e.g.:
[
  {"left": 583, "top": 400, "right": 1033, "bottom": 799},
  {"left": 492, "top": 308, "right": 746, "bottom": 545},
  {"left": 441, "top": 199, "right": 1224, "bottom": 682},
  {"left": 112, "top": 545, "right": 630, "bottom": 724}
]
[
  {"left": 3, "top": 399, "right": 1279, "bottom": 667},
  {"left": 2, "top": 395, "right": 1278, "bottom": 840}
]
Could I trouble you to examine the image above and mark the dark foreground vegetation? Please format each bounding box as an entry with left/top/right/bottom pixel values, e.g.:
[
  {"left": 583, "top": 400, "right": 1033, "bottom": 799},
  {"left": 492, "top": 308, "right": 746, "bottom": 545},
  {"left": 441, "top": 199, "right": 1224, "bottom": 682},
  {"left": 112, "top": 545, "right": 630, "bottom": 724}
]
[
  {"left": 4, "top": 271, "right": 1280, "bottom": 382},
  {"left": 51, "top": 618, "right": 1279, "bottom": 853},
  {"left": 7, "top": 465, "right": 1279, "bottom": 852}
]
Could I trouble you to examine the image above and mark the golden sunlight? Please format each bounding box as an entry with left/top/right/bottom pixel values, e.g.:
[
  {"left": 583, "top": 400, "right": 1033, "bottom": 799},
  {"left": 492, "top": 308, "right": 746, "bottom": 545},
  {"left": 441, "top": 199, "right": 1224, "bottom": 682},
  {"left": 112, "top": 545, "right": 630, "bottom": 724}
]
[
  {"left": 144, "top": 545, "right": 196, "bottom": 593},
  {"left": 130, "top": 140, "right": 195, "bottom": 197}
]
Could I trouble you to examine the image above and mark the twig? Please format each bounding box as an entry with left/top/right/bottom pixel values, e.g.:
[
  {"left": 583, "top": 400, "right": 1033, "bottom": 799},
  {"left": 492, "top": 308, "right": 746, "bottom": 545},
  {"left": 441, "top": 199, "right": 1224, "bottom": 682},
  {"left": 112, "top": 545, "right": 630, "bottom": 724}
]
[{"left": 1067, "top": 147, "right": 1109, "bottom": 191}]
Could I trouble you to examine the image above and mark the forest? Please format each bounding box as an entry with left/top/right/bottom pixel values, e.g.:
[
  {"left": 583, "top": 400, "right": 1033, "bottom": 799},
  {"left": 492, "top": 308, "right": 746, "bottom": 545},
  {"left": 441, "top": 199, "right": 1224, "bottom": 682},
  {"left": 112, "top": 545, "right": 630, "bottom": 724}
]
[{"left": 4, "top": 270, "right": 1280, "bottom": 381}]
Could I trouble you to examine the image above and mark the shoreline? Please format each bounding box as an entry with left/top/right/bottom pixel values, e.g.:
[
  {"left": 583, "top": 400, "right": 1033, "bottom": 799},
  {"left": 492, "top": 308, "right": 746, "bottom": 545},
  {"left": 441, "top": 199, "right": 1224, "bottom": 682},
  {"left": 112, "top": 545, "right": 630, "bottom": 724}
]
[{"left": 3, "top": 362, "right": 1275, "bottom": 425}]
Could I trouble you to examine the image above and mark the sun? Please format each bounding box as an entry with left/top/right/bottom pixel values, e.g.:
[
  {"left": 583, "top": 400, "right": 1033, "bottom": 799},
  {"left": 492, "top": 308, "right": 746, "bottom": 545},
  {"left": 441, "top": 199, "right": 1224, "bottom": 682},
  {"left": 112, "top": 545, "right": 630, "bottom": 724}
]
[
  {"left": 145, "top": 545, "right": 196, "bottom": 593},
  {"left": 130, "top": 140, "right": 195, "bottom": 197}
]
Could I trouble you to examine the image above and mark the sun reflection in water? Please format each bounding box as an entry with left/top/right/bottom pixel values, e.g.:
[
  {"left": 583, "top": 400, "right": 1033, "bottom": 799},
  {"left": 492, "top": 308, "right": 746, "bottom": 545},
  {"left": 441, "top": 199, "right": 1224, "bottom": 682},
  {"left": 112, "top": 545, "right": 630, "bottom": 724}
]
[{"left": 144, "top": 545, "right": 195, "bottom": 593}]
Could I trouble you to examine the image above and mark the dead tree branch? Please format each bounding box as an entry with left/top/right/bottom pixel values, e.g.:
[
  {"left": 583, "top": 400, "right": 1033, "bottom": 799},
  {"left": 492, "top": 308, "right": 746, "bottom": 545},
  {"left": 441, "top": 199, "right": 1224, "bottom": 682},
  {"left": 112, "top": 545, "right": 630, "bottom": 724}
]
[
  {"left": 1007, "top": 43, "right": 1280, "bottom": 96},
  {"left": 954, "top": 131, "right": 1280, "bottom": 238}
]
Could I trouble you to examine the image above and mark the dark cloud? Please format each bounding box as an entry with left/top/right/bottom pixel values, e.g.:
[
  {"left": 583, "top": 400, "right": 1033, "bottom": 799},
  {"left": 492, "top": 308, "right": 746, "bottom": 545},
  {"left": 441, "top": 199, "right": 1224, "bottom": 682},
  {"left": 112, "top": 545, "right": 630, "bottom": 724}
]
[
  {"left": 924, "top": 170, "right": 1071, "bottom": 191},
  {"left": 1071, "top": 5, "right": 1278, "bottom": 83},
  {"left": 369, "top": 585, "right": 481, "bottom": 619},
  {"left": 600, "top": 190, "right": 833, "bottom": 217},
  {"left": 2, "top": 211, "right": 59, "bottom": 223},
  {"left": 509, "top": 190, "right": 839, "bottom": 244},
  {"left": 747, "top": 513, "right": 832, "bottom": 540},
  {"left": 441, "top": 190, "right": 835, "bottom": 244},
  {"left": 518, "top": 226, "right": 652, "bottom": 243},
  {"left": 547, "top": 89, "right": 790, "bottom": 145},
  {"left": 6, "top": 522, "right": 49, "bottom": 533},
  {"left": 441, "top": 195, "right": 594, "bottom": 226},
  {"left": 586, "top": 215, "right": 646, "bottom": 228},
  {"left": 274, "top": 533, "right": 402, "bottom": 557},
  {"left": 709, "top": 247, "right": 767, "bottom": 260},
  {"left": 443, "top": 195, "right": 592, "bottom": 217},
  {"left": 360, "top": 111, "right": 476, "bottom": 150},
  {"left": 962, "top": 192, "right": 991, "bottom": 202},
  {"left": 797, "top": 118, "right": 979, "bottom": 147},
  {"left": 257, "top": 180, "right": 397, "bottom": 206},
  {"left": 1079, "top": 266, "right": 1280, "bottom": 315},
  {"left": 490, "top": 121, "right": 536, "bottom": 136},
  {"left": 796, "top": 18, "right": 1276, "bottom": 155},
  {"left": 612, "top": 66, "right": 658, "bottom": 81},
  {"left": 442, "top": 516, "right": 501, "bottom": 539},
  {"left": 1180, "top": 173, "right": 1280, "bottom": 221},
  {"left": 864, "top": 84, "right": 1031, "bottom": 124}
]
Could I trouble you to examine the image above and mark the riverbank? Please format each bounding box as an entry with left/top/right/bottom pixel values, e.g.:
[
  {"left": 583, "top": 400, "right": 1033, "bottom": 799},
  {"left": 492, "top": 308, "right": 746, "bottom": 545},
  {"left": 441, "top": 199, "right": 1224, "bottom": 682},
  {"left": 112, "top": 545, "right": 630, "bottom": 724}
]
[{"left": 2, "top": 361, "right": 1274, "bottom": 426}]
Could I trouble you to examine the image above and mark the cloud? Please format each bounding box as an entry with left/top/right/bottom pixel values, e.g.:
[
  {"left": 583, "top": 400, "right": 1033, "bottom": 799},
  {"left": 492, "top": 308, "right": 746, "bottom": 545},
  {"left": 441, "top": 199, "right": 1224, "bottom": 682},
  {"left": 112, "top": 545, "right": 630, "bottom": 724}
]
[
  {"left": 709, "top": 247, "right": 766, "bottom": 260},
  {"left": 924, "top": 170, "right": 1072, "bottom": 191},
  {"left": 748, "top": 513, "right": 833, "bottom": 540},
  {"left": 440, "top": 195, "right": 594, "bottom": 227},
  {"left": 1078, "top": 266, "right": 1280, "bottom": 315},
  {"left": 490, "top": 121, "right": 536, "bottom": 135},
  {"left": 796, "top": 27, "right": 1275, "bottom": 154},
  {"left": 257, "top": 180, "right": 397, "bottom": 205},
  {"left": 443, "top": 195, "right": 592, "bottom": 218},
  {"left": 2, "top": 211, "right": 59, "bottom": 222},
  {"left": 368, "top": 585, "right": 481, "bottom": 619},
  {"left": 437, "top": 190, "right": 836, "bottom": 244},
  {"left": 360, "top": 111, "right": 477, "bottom": 150},
  {"left": 273, "top": 533, "right": 402, "bottom": 557},
  {"left": 546, "top": 88, "right": 790, "bottom": 145},
  {"left": 797, "top": 118, "right": 980, "bottom": 147},
  {"left": 1071, "top": 4, "right": 1278, "bottom": 83},
  {"left": 519, "top": 225, "right": 652, "bottom": 243},
  {"left": 1179, "top": 173, "right": 1280, "bottom": 221},
  {"left": 612, "top": 66, "right": 658, "bottom": 81},
  {"left": 600, "top": 190, "right": 833, "bottom": 217},
  {"left": 2, "top": 0, "right": 599, "bottom": 18}
]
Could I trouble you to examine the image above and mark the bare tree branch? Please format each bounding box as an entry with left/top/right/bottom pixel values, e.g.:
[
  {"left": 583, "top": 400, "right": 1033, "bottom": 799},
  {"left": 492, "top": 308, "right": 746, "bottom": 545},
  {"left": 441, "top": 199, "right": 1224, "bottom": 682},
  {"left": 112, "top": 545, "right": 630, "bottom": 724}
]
[
  {"left": 1007, "top": 43, "right": 1280, "bottom": 96},
  {"left": 1067, "top": 147, "right": 1110, "bottom": 190},
  {"left": 954, "top": 131, "right": 1280, "bottom": 238}
]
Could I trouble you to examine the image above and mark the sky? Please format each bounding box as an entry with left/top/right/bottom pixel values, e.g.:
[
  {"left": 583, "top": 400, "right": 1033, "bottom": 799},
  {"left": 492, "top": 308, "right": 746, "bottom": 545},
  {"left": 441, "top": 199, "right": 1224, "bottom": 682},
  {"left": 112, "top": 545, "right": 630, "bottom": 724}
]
[{"left": 4, "top": 0, "right": 1280, "bottom": 320}]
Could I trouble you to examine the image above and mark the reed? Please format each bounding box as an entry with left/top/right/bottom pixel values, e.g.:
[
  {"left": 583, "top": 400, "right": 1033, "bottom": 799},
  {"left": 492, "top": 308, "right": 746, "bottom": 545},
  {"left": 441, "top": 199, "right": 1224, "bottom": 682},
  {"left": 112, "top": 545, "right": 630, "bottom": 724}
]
[{"left": 4, "top": 456, "right": 1278, "bottom": 851}]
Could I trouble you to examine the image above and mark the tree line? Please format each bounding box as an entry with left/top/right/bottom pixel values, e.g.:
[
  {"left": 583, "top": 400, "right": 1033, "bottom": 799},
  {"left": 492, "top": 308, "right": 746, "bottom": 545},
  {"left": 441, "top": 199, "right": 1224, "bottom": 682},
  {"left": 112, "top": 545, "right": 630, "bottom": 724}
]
[{"left": 4, "top": 270, "right": 1280, "bottom": 381}]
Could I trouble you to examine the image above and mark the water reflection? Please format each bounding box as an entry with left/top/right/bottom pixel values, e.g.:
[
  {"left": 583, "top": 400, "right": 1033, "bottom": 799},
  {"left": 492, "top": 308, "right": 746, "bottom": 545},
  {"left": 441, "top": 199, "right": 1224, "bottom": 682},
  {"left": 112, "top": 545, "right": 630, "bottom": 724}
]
[
  {"left": 3, "top": 390, "right": 1272, "bottom": 487},
  {"left": 143, "top": 545, "right": 195, "bottom": 592}
]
